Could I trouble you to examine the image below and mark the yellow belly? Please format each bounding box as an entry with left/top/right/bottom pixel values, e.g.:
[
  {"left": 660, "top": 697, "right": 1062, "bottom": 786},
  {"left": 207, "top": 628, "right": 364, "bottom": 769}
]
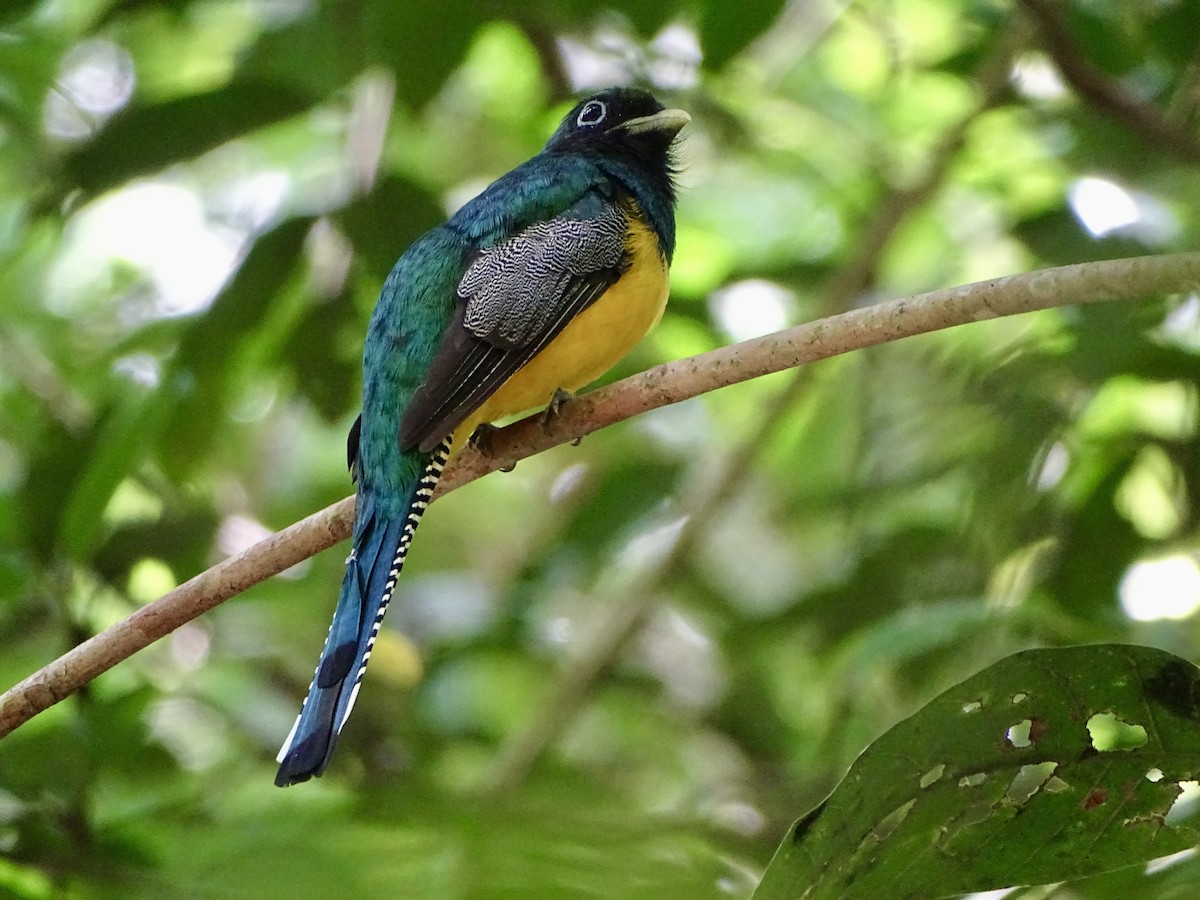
[{"left": 452, "top": 214, "right": 668, "bottom": 448}]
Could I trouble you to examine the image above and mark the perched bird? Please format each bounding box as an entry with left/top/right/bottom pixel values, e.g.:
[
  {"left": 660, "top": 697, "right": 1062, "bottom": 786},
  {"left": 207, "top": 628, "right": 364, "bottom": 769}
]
[{"left": 275, "top": 86, "right": 688, "bottom": 786}]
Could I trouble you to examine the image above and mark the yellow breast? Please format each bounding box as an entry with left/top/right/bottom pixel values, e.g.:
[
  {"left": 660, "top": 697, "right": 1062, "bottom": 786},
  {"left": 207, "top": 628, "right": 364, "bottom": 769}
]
[{"left": 452, "top": 210, "right": 669, "bottom": 448}]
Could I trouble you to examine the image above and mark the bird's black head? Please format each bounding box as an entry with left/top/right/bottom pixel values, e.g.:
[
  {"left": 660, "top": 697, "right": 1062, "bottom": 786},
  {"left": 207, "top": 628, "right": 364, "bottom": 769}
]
[
  {"left": 543, "top": 87, "right": 689, "bottom": 160},
  {"left": 543, "top": 86, "right": 687, "bottom": 260}
]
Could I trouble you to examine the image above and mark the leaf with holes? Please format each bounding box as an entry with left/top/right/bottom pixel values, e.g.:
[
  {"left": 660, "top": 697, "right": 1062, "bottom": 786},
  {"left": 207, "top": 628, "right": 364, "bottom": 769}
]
[{"left": 753, "top": 644, "right": 1200, "bottom": 899}]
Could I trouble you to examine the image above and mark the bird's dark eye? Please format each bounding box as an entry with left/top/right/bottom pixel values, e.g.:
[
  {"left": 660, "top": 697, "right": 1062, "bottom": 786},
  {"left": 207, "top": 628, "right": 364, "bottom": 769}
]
[{"left": 576, "top": 100, "right": 607, "bottom": 128}]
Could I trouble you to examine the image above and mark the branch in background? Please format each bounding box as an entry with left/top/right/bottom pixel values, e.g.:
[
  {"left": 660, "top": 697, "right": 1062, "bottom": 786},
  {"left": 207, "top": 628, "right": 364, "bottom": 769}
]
[
  {"left": 1, "top": 252, "right": 1199, "bottom": 738},
  {"left": 0, "top": 328, "right": 91, "bottom": 433},
  {"left": 1019, "top": 0, "right": 1200, "bottom": 164}
]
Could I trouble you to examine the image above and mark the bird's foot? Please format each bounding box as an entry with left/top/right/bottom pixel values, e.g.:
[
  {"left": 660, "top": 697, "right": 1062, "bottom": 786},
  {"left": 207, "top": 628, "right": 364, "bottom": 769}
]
[
  {"left": 469, "top": 422, "right": 517, "bottom": 472},
  {"left": 541, "top": 388, "right": 575, "bottom": 425},
  {"left": 542, "top": 388, "right": 584, "bottom": 446},
  {"left": 468, "top": 422, "right": 501, "bottom": 455}
]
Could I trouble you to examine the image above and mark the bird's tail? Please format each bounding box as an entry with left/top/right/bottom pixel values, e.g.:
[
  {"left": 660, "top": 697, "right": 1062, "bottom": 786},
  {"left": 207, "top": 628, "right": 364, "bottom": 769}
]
[{"left": 274, "top": 440, "right": 450, "bottom": 786}]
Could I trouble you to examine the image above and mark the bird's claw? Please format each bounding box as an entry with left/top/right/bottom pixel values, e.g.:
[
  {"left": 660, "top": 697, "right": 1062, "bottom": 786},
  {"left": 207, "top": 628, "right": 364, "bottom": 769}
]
[
  {"left": 542, "top": 388, "right": 585, "bottom": 446},
  {"left": 468, "top": 422, "right": 501, "bottom": 455},
  {"left": 469, "top": 423, "right": 517, "bottom": 472},
  {"left": 541, "top": 388, "right": 575, "bottom": 426}
]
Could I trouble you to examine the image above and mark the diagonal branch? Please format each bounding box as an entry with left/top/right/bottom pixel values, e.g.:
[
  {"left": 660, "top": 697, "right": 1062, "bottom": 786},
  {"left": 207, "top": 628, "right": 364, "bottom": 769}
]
[
  {"left": 1, "top": 251, "right": 1198, "bottom": 738},
  {"left": 1019, "top": 0, "right": 1200, "bottom": 163}
]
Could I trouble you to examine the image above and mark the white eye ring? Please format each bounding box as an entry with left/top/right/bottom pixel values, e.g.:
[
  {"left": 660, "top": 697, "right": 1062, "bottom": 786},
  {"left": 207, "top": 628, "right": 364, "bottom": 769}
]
[{"left": 576, "top": 100, "right": 607, "bottom": 127}]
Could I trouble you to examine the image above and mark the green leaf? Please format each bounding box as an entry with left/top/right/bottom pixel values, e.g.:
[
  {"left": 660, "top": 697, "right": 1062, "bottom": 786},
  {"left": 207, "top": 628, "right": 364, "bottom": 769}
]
[
  {"left": 337, "top": 174, "right": 444, "bottom": 280},
  {"left": 0, "top": 0, "right": 40, "bottom": 26},
  {"left": 61, "top": 79, "right": 318, "bottom": 198},
  {"left": 56, "top": 383, "right": 178, "bottom": 562},
  {"left": 1064, "top": 5, "right": 1146, "bottom": 77},
  {"left": 360, "top": 0, "right": 483, "bottom": 105},
  {"left": 0, "top": 24, "right": 64, "bottom": 145},
  {"left": 236, "top": 0, "right": 481, "bottom": 107},
  {"left": 754, "top": 645, "right": 1200, "bottom": 899},
  {"left": 699, "top": 0, "right": 788, "bottom": 68},
  {"left": 158, "top": 216, "right": 311, "bottom": 476}
]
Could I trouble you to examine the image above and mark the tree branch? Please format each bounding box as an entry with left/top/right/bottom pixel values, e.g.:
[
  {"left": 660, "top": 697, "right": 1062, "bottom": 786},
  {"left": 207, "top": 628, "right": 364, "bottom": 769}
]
[{"left": 1, "top": 251, "right": 1198, "bottom": 738}]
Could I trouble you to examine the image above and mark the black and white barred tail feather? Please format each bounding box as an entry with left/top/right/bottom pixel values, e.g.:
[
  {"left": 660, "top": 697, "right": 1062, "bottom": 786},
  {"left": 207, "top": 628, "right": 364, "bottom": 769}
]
[{"left": 275, "top": 441, "right": 450, "bottom": 786}]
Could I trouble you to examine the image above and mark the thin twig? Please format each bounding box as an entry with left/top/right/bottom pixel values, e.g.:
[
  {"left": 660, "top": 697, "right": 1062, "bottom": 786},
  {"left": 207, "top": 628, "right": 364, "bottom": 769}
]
[
  {"left": 1020, "top": 0, "right": 1200, "bottom": 163},
  {"left": 1, "top": 252, "right": 1198, "bottom": 738},
  {"left": 0, "top": 328, "right": 91, "bottom": 433}
]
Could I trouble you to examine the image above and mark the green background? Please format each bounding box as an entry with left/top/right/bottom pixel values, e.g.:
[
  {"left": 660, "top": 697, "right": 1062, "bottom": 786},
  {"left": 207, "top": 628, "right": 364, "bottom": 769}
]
[{"left": 3, "top": 0, "right": 1200, "bottom": 896}]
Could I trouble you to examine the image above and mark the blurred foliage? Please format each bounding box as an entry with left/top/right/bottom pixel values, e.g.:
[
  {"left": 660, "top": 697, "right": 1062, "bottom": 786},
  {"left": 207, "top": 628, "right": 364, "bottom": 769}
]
[{"left": 2, "top": 0, "right": 1200, "bottom": 897}]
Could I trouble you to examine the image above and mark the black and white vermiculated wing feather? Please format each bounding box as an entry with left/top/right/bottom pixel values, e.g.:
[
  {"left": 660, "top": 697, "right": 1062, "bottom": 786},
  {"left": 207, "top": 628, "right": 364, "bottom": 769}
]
[{"left": 398, "top": 198, "right": 629, "bottom": 453}]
